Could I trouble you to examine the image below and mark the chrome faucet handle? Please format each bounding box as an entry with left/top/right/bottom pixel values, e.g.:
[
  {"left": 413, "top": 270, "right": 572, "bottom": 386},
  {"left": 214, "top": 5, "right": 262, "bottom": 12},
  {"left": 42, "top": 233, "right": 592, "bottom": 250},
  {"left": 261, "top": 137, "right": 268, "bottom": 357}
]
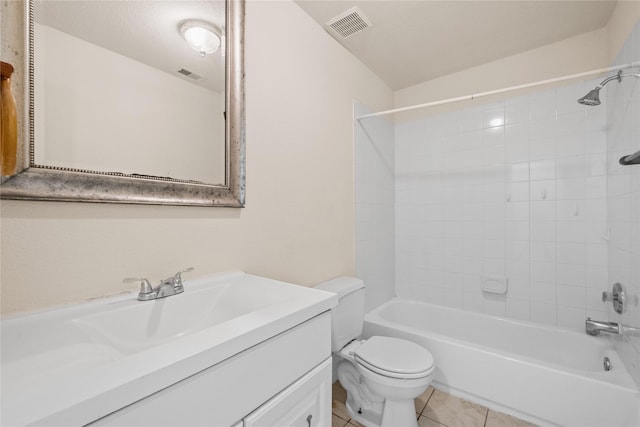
[
  {"left": 123, "top": 277, "right": 154, "bottom": 296},
  {"left": 602, "top": 283, "right": 626, "bottom": 314},
  {"left": 172, "top": 267, "right": 194, "bottom": 289}
]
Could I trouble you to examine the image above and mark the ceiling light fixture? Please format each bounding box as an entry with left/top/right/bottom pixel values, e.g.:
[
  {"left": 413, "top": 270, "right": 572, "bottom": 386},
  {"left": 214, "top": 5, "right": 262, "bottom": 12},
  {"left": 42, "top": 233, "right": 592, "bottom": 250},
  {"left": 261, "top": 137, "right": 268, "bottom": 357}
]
[{"left": 179, "top": 20, "right": 221, "bottom": 57}]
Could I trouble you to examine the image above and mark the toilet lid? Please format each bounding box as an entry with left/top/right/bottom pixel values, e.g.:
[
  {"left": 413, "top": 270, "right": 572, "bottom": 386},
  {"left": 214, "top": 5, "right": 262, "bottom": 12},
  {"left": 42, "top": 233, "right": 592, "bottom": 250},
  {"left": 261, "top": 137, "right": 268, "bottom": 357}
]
[{"left": 354, "top": 336, "right": 434, "bottom": 379}]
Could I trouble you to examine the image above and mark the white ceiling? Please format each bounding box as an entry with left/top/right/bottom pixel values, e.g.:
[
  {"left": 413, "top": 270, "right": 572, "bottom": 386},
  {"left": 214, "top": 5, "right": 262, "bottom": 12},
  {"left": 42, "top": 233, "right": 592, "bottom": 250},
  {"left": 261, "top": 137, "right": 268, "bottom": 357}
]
[
  {"left": 35, "top": 0, "right": 225, "bottom": 92},
  {"left": 294, "top": 0, "right": 617, "bottom": 90}
]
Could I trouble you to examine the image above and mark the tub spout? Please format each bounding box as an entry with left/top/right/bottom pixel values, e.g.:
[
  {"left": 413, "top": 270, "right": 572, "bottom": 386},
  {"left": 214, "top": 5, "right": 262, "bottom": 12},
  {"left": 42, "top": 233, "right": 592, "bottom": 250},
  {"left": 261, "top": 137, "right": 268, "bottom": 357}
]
[{"left": 585, "top": 318, "right": 621, "bottom": 336}]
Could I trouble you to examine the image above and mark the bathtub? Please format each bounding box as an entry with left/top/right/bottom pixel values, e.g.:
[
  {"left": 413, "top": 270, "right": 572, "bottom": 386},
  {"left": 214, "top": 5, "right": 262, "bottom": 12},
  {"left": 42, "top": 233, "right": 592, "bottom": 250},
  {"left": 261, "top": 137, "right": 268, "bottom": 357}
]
[{"left": 363, "top": 298, "right": 639, "bottom": 427}]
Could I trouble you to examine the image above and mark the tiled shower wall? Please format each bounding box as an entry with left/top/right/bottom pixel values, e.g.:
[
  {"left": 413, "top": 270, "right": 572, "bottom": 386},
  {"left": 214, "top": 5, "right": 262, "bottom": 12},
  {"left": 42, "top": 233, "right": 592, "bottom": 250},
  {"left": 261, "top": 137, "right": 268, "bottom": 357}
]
[
  {"left": 394, "top": 78, "right": 611, "bottom": 332},
  {"left": 606, "top": 20, "right": 640, "bottom": 386}
]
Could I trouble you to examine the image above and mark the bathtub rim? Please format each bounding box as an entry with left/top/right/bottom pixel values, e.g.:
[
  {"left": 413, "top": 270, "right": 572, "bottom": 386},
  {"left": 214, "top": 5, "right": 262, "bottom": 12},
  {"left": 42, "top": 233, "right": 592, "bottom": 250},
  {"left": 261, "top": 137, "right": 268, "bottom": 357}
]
[{"left": 364, "top": 297, "right": 638, "bottom": 393}]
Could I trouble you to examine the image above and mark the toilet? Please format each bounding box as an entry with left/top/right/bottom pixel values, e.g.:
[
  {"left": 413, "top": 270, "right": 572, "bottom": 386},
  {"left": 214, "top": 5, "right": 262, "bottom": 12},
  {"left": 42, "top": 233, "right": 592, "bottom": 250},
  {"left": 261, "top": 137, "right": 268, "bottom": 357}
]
[{"left": 315, "top": 277, "right": 435, "bottom": 427}]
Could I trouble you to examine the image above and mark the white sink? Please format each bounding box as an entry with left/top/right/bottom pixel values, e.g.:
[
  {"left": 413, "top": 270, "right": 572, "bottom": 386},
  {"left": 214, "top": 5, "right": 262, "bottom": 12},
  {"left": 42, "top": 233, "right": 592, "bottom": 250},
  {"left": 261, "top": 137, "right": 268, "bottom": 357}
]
[
  {"left": 1, "top": 271, "right": 337, "bottom": 426},
  {"left": 74, "top": 278, "right": 291, "bottom": 355}
]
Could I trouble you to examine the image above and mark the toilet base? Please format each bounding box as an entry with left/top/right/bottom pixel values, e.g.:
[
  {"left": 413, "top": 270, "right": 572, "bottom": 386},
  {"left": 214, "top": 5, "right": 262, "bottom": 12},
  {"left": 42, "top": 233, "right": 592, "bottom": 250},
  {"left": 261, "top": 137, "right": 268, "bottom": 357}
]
[
  {"left": 337, "top": 359, "right": 421, "bottom": 427},
  {"left": 380, "top": 398, "right": 419, "bottom": 427},
  {"left": 343, "top": 393, "right": 419, "bottom": 427},
  {"left": 344, "top": 398, "right": 383, "bottom": 427}
]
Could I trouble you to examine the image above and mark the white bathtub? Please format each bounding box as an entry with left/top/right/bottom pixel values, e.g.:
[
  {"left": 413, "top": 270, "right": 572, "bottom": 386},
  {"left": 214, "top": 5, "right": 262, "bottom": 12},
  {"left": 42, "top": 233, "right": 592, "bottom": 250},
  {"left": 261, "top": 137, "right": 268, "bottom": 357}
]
[{"left": 363, "top": 298, "right": 639, "bottom": 427}]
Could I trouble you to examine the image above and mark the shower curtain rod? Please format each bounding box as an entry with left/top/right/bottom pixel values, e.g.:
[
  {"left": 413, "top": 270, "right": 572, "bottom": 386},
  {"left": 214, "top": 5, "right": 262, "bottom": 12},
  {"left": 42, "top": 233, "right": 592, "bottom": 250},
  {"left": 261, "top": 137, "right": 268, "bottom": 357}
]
[{"left": 356, "top": 63, "right": 639, "bottom": 120}]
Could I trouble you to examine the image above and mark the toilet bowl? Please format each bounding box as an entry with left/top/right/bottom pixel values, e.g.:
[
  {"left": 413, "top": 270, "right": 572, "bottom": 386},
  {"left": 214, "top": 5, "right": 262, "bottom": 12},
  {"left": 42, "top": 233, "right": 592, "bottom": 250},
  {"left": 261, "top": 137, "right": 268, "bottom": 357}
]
[
  {"left": 314, "top": 277, "right": 436, "bottom": 427},
  {"left": 337, "top": 337, "right": 435, "bottom": 427}
]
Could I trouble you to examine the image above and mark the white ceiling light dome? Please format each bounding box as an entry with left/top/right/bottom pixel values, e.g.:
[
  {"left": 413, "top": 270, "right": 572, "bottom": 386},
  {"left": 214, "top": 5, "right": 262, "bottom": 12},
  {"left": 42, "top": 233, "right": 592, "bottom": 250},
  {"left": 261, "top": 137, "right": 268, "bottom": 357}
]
[{"left": 179, "top": 20, "right": 221, "bottom": 57}]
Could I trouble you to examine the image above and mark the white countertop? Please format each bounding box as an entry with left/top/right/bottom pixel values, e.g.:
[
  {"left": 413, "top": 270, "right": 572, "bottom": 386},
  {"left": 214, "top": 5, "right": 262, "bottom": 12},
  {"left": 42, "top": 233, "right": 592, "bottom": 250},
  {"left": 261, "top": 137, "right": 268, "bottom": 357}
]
[{"left": 1, "top": 271, "right": 337, "bottom": 426}]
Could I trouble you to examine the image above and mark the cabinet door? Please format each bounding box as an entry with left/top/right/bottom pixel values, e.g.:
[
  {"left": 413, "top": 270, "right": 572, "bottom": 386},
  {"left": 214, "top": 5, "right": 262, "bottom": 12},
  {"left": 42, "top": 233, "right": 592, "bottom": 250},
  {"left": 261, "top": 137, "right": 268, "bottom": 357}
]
[{"left": 244, "top": 358, "right": 331, "bottom": 427}]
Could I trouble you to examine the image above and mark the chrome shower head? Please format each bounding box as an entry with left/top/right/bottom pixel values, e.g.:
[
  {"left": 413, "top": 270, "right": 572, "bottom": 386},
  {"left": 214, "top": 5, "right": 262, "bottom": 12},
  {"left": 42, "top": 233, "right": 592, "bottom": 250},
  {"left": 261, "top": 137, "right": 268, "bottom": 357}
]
[
  {"left": 577, "top": 70, "right": 622, "bottom": 106},
  {"left": 577, "top": 88, "right": 602, "bottom": 106}
]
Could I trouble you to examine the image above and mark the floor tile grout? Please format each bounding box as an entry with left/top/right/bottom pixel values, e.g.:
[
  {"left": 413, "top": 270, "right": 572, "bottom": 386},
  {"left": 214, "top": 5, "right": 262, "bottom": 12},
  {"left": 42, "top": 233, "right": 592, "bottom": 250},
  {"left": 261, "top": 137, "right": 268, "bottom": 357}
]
[{"left": 332, "top": 382, "right": 536, "bottom": 427}]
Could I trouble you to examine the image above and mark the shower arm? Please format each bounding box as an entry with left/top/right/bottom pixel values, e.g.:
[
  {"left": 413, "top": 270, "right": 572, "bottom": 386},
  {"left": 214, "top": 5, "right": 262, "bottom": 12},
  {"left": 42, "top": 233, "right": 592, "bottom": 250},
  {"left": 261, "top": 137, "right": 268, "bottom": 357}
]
[
  {"left": 597, "top": 70, "right": 640, "bottom": 89},
  {"left": 594, "top": 70, "right": 622, "bottom": 89}
]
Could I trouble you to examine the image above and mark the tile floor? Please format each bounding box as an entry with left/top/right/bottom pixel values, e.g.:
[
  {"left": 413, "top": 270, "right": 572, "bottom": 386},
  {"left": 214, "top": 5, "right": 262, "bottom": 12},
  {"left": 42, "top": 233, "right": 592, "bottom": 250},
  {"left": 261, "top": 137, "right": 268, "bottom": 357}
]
[{"left": 331, "top": 382, "right": 538, "bottom": 427}]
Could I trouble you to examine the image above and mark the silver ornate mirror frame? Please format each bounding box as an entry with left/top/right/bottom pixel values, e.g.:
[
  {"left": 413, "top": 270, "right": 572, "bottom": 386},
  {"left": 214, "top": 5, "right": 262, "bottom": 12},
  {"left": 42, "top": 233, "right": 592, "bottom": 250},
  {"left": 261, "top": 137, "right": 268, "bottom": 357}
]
[{"left": 1, "top": 0, "right": 245, "bottom": 207}]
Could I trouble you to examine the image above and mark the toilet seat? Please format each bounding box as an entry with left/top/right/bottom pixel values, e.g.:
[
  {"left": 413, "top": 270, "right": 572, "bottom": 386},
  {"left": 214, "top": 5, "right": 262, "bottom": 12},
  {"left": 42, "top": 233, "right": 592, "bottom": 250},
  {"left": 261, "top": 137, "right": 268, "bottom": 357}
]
[{"left": 354, "top": 336, "right": 435, "bottom": 379}]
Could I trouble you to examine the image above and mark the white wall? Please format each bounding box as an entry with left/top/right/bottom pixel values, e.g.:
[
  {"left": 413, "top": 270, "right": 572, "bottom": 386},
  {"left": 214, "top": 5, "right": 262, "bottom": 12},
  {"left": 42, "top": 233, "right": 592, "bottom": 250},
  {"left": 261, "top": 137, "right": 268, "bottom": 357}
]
[
  {"left": 34, "top": 24, "right": 224, "bottom": 184},
  {"left": 394, "top": 28, "right": 609, "bottom": 122},
  {"left": 0, "top": 0, "right": 393, "bottom": 315}
]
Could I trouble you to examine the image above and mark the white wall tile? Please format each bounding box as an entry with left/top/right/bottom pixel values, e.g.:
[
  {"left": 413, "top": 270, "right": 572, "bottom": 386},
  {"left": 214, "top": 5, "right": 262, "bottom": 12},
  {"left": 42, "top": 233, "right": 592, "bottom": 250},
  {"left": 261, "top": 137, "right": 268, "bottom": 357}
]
[
  {"left": 530, "top": 159, "right": 557, "bottom": 181},
  {"left": 556, "top": 305, "right": 586, "bottom": 330},
  {"left": 459, "top": 107, "right": 483, "bottom": 132},
  {"left": 484, "top": 296, "right": 507, "bottom": 317},
  {"left": 529, "top": 137, "right": 556, "bottom": 160},
  {"left": 557, "top": 156, "right": 587, "bottom": 179},
  {"left": 557, "top": 284, "right": 586, "bottom": 309},
  {"left": 482, "top": 102, "right": 505, "bottom": 129},
  {"left": 557, "top": 263, "right": 586, "bottom": 287},
  {"left": 531, "top": 261, "right": 556, "bottom": 283},
  {"left": 557, "top": 242, "right": 586, "bottom": 264},
  {"left": 556, "top": 111, "right": 586, "bottom": 137},
  {"left": 529, "top": 90, "right": 557, "bottom": 121},
  {"left": 505, "top": 96, "right": 530, "bottom": 124},
  {"left": 506, "top": 297, "right": 531, "bottom": 321},
  {"left": 556, "top": 82, "right": 586, "bottom": 115},
  {"left": 531, "top": 302, "right": 557, "bottom": 325}
]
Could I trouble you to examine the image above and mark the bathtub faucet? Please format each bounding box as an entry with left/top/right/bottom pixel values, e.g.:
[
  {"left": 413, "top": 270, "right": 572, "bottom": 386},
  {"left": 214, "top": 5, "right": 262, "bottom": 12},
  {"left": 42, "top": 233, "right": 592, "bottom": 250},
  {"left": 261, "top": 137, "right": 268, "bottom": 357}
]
[
  {"left": 586, "top": 318, "right": 640, "bottom": 336},
  {"left": 585, "top": 318, "right": 620, "bottom": 336}
]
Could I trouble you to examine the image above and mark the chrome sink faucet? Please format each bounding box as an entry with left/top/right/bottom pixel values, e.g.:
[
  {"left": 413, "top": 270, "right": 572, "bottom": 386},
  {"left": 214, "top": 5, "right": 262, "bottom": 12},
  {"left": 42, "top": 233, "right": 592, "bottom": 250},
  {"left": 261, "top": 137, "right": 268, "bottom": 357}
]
[{"left": 124, "top": 267, "right": 194, "bottom": 301}]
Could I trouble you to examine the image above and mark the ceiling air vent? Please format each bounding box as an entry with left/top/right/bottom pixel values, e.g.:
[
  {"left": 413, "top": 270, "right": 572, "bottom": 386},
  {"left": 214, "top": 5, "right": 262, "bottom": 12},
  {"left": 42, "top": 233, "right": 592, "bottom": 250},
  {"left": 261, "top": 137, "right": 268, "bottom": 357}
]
[
  {"left": 177, "top": 68, "right": 202, "bottom": 80},
  {"left": 326, "top": 6, "right": 372, "bottom": 39}
]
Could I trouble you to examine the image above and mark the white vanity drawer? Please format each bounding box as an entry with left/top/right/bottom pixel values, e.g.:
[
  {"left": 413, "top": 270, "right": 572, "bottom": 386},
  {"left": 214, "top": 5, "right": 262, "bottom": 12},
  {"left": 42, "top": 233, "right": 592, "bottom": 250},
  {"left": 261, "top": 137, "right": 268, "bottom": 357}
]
[{"left": 244, "top": 358, "right": 332, "bottom": 427}]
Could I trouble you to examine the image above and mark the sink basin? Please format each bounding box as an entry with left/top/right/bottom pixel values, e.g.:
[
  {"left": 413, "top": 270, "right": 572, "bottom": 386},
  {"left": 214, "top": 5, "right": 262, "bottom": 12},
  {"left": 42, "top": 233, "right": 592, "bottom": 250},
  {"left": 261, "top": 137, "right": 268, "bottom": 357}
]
[
  {"left": 1, "top": 271, "right": 337, "bottom": 426},
  {"left": 74, "top": 277, "right": 290, "bottom": 355}
]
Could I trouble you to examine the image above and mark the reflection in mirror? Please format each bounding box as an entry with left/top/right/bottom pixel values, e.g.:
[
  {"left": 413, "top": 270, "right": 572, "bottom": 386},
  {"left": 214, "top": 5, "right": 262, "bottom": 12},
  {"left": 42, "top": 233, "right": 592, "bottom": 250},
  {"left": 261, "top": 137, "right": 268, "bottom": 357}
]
[
  {"left": 1, "top": 0, "right": 245, "bottom": 207},
  {"left": 34, "top": 0, "right": 226, "bottom": 184}
]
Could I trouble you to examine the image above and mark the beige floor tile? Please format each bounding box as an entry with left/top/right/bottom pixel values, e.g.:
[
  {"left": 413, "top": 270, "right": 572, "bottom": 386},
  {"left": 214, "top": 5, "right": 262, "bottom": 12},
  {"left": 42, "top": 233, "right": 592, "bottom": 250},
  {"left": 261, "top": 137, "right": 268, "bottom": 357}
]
[
  {"left": 423, "top": 389, "right": 488, "bottom": 427},
  {"left": 485, "top": 410, "right": 538, "bottom": 427},
  {"left": 418, "top": 415, "right": 447, "bottom": 427},
  {"left": 332, "top": 414, "right": 349, "bottom": 427},
  {"left": 333, "top": 381, "right": 348, "bottom": 404},
  {"left": 332, "top": 399, "right": 351, "bottom": 422},
  {"left": 415, "top": 385, "right": 436, "bottom": 415}
]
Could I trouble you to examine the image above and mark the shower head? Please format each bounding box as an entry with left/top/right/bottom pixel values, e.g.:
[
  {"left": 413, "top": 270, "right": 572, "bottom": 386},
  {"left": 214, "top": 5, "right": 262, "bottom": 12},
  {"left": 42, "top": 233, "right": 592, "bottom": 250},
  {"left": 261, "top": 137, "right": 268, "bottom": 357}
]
[
  {"left": 577, "top": 88, "right": 602, "bottom": 106},
  {"left": 577, "top": 70, "right": 622, "bottom": 106}
]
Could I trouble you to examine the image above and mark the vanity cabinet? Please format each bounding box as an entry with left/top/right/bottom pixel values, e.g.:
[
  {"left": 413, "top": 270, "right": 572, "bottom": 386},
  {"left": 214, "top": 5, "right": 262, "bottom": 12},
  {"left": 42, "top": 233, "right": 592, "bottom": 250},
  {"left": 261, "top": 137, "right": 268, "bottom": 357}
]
[
  {"left": 244, "top": 358, "right": 331, "bottom": 427},
  {"left": 90, "top": 313, "right": 332, "bottom": 427}
]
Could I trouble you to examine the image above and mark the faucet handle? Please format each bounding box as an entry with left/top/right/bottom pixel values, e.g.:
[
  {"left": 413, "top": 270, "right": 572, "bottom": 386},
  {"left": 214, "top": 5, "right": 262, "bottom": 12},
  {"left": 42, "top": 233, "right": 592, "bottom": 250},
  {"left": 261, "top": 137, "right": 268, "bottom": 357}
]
[
  {"left": 172, "top": 267, "right": 194, "bottom": 289},
  {"left": 123, "top": 277, "right": 154, "bottom": 295},
  {"left": 602, "top": 283, "right": 626, "bottom": 314}
]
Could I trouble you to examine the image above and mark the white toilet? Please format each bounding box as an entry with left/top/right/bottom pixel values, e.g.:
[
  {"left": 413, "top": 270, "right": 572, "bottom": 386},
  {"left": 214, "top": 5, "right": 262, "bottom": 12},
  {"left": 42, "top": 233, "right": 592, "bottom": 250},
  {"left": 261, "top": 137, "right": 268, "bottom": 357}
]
[{"left": 315, "top": 277, "right": 435, "bottom": 427}]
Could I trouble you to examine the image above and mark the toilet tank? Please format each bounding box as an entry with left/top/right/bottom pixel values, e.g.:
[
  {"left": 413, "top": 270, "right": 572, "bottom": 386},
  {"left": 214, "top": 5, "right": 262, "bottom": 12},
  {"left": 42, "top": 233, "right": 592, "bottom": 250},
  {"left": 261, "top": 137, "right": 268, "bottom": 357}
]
[{"left": 314, "top": 277, "right": 365, "bottom": 352}]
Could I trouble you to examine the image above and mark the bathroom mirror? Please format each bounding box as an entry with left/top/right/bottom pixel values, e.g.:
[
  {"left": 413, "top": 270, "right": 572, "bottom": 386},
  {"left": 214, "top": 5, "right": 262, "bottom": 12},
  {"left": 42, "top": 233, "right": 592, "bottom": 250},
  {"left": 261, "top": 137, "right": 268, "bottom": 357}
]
[{"left": 1, "top": 0, "right": 245, "bottom": 207}]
